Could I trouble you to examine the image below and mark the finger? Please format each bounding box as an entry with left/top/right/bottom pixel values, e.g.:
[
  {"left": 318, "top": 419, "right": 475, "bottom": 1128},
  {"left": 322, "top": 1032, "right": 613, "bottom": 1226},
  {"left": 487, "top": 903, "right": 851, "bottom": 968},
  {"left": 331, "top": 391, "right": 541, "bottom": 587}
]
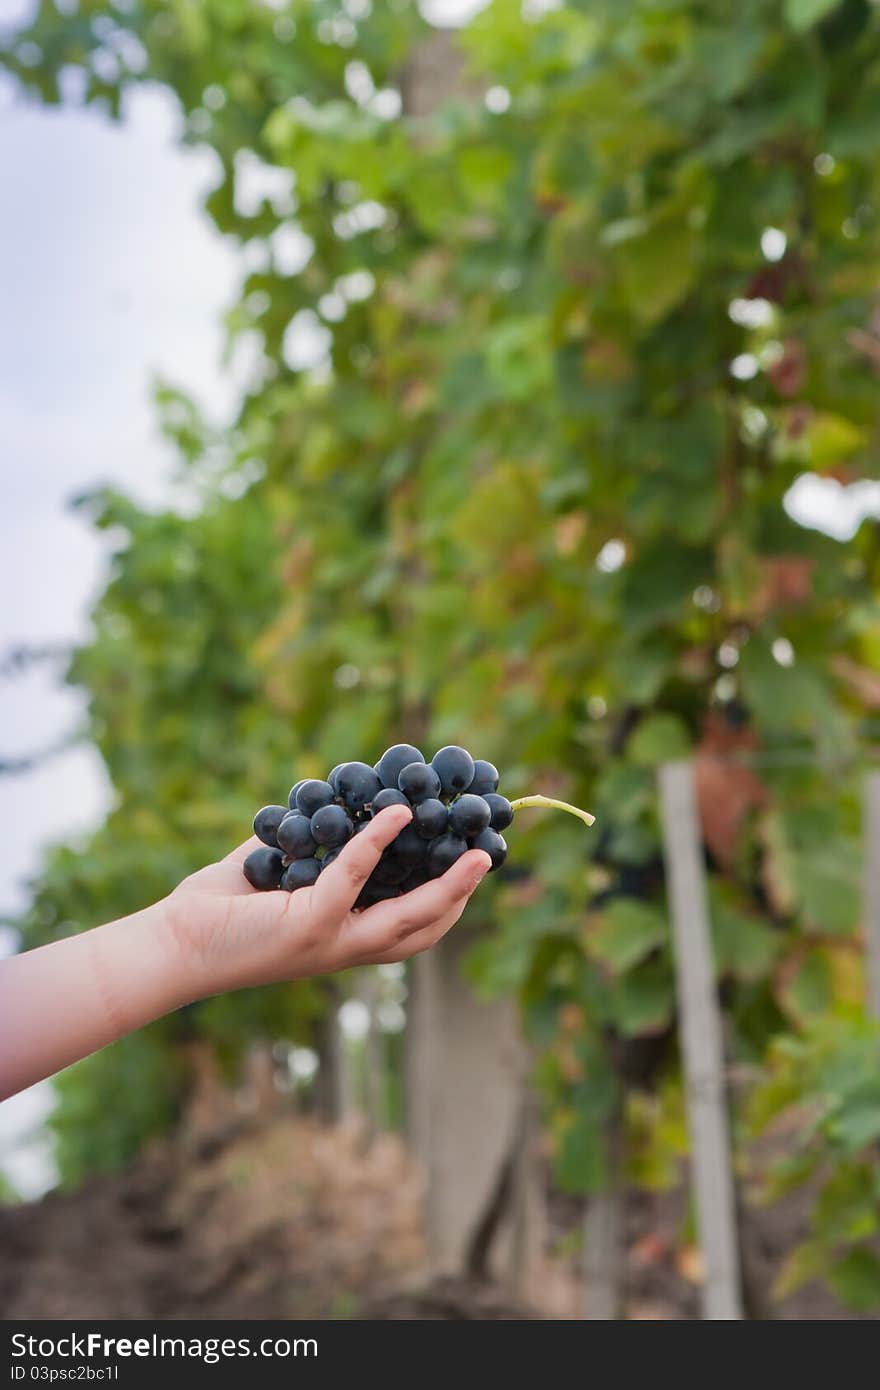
[
  {"left": 308, "top": 805, "right": 413, "bottom": 921},
  {"left": 347, "top": 848, "right": 491, "bottom": 956},
  {"left": 368, "top": 905, "right": 463, "bottom": 964}
]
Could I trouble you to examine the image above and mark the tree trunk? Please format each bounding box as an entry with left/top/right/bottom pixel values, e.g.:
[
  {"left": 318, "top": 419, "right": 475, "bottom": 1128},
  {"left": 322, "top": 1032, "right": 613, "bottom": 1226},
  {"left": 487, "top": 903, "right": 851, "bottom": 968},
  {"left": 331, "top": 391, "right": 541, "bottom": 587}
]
[
  {"left": 399, "top": 31, "right": 543, "bottom": 1292},
  {"left": 406, "top": 928, "right": 540, "bottom": 1280},
  {"left": 360, "top": 967, "right": 386, "bottom": 1142},
  {"left": 313, "top": 980, "right": 352, "bottom": 1125},
  {"left": 582, "top": 1112, "right": 624, "bottom": 1319}
]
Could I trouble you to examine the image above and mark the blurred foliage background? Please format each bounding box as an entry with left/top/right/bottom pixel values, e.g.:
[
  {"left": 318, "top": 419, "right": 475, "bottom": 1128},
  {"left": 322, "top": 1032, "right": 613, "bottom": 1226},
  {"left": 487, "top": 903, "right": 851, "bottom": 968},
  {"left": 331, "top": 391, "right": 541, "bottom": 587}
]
[{"left": 4, "top": 0, "right": 880, "bottom": 1313}]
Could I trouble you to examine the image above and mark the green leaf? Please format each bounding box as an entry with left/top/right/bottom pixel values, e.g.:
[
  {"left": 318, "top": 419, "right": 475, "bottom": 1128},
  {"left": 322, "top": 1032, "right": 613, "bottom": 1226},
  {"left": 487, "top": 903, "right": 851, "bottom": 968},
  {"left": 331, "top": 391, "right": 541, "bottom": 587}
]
[
  {"left": 610, "top": 958, "right": 675, "bottom": 1037},
  {"left": 620, "top": 543, "right": 711, "bottom": 632},
  {"left": 815, "top": 1165, "right": 879, "bottom": 1242},
  {"left": 829, "top": 1248, "right": 880, "bottom": 1312},
  {"left": 784, "top": 0, "right": 840, "bottom": 32},
  {"left": 589, "top": 898, "right": 668, "bottom": 974},
  {"left": 774, "top": 1239, "right": 826, "bottom": 1299},
  {"left": 807, "top": 412, "right": 866, "bottom": 471},
  {"left": 796, "top": 847, "right": 861, "bottom": 935},
  {"left": 612, "top": 205, "right": 699, "bottom": 326},
  {"left": 780, "top": 950, "right": 832, "bottom": 1023},
  {"left": 627, "top": 713, "right": 691, "bottom": 766},
  {"left": 553, "top": 1073, "right": 620, "bottom": 1194},
  {"left": 739, "top": 638, "right": 837, "bottom": 736},
  {"left": 710, "top": 892, "right": 781, "bottom": 982},
  {"left": 606, "top": 637, "right": 676, "bottom": 704},
  {"left": 828, "top": 1099, "right": 880, "bottom": 1154}
]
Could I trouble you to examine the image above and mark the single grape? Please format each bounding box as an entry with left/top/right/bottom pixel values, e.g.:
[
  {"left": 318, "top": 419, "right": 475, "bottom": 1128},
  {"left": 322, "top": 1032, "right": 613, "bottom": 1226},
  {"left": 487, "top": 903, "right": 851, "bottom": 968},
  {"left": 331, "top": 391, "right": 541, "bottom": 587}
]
[
  {"left": 371, "top": 852, "right": 411, "bottom": 886},
  {"left": 469, "top": 827, "right": 507, "bottom": 870},
  {"left": 398, "top": 761, "right": 442, "bottom": 804},
  {"left": 376, "top": 743, "right": 425, "bottom": 790},
  {"left": 413, "top": 797, "right": 449, "bottom": 840},
  {"left": 427, "top": 833, "right": 468, "bottom": 877},
  {"left": 468, "top": 760, "right": 500, "bottom": 797},
  {"left": 243, "top": 846, "right": 284, "bottom": 891},
  {"left": 483, "top": 793, "right": 514, "bottom": 831},
  {"left": 252, "top": 804, "right": 290, "bottom": 849},
  {"left": 277, "top": 812, "right": 317, "bottom": 859},
  {"left": 372, "top": 788, "right": 411, "bottom": 813},
  {"left": 449, "top": 793, "right": 491, "bottom": 838},
  {"left": 390, "top": 824, "right": 427, "bottom": 866},
  {"left": 319, "top": 847, "right": 342, "bottom": 871},
  {"left": 327, "top": 764, "right": 346, "bottom": 792},
  {"left": 296, "top": 779, "right": 336, "bottom": 817},
  {"left": 336, "top": 761, "right": 383, "bottom": 812},
  {"left": 282, "top": 857, "right": 322, "bottom": 891},
  {"left": 310, "top": 803, "right": 353, "bottom": 848},
  {"left": 431, "top": 746, "right": 476, "bottom": 797},
  {"left": 288, "top": 779, "right": 306, "bottom": 810}
]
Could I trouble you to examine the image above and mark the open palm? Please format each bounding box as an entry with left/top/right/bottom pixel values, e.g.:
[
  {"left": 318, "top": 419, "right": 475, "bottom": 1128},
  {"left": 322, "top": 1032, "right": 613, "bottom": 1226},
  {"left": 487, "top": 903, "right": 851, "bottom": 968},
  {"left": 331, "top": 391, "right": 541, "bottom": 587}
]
[{"left": 163, "top": 804, "right": 492, "bottom": 997}]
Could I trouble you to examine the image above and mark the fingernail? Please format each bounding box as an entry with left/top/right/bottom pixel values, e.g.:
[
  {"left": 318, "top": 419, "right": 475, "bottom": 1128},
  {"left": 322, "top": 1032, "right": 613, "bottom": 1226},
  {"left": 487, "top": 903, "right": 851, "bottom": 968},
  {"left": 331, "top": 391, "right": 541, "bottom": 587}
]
[{"left": 471, "top": 864, "right": 490, "bottom": 890}]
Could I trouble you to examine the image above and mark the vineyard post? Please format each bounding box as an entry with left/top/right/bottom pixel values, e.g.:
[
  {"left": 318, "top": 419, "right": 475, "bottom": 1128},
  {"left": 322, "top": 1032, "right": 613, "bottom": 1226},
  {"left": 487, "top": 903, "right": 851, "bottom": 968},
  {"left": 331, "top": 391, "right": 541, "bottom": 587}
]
[
  {"left": 658, "top": 760, "right": 744, "bottom": 1320},
  {"left": 864, "top": 772, "right": 880, "bottom": 1020}
]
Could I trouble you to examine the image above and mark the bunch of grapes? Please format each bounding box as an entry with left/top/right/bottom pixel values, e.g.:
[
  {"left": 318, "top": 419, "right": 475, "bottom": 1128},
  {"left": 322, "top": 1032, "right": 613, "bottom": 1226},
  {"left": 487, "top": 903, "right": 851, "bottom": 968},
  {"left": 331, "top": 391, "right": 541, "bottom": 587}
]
[{"left": 243, "top": 743, "right": 519, "bottom": 909}]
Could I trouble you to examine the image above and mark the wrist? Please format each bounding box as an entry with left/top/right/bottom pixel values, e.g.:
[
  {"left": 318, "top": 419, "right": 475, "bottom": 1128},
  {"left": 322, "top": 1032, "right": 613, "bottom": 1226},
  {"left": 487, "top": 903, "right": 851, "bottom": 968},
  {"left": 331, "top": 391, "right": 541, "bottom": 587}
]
[
  {"left": 150, "top": 890, "right": 246, "bottom": 1004},
  {"left": 90, "top": 900, "right": 205, "bottom": 1035}
]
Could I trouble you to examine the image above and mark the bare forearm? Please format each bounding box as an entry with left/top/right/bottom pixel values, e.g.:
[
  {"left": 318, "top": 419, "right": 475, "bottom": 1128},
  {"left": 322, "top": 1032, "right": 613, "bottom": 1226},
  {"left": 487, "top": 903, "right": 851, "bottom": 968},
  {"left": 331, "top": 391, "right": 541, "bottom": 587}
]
[{"left": 0, "top": 903, "right": 192, "bottom": 1099}]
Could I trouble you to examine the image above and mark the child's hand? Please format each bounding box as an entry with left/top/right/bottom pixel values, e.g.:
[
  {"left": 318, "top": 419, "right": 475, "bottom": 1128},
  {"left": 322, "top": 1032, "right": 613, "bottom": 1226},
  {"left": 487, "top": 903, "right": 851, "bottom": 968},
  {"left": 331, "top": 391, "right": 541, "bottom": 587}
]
[{"left": 161, "top": 805, "right": 492, "bottom": 997}]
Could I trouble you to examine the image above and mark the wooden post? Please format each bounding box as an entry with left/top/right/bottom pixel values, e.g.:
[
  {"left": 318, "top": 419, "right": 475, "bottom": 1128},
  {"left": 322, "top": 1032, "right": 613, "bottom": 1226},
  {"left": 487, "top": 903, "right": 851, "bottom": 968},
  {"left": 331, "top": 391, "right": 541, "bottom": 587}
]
[
  {"left": 864, "top": 773, "right": 880, "bottom": 1021},
  {"left": 658, "top": 760, "right": 743, "bottom": 1320}
]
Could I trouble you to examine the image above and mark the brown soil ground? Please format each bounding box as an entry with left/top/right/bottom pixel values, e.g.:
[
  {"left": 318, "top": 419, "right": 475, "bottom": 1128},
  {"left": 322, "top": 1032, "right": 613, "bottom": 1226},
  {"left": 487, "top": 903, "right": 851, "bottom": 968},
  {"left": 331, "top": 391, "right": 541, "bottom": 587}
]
[{"left": 0, "top": 1112, "right": 870, "bottom": 1320}]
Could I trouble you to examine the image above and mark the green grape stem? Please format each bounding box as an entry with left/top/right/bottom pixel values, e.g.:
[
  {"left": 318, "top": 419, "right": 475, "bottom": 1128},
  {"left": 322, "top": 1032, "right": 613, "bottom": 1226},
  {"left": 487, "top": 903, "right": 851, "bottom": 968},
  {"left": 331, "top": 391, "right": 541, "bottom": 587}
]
[{"left": 509, "top": 794, "right": 596, "bottom": 827}]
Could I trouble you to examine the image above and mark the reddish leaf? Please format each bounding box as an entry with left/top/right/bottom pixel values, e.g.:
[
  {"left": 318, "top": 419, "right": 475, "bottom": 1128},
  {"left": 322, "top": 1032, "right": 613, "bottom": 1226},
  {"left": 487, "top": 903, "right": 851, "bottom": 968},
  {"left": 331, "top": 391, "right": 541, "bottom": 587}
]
[
  {"left": 767, "top": 339, "right": 807, "bottom": 398},
  {"left": 694, "top": 712, "right": 769, "bottom": 869},
  {"left": 751, "top": 554, "right": 814, "bottom": 618}
]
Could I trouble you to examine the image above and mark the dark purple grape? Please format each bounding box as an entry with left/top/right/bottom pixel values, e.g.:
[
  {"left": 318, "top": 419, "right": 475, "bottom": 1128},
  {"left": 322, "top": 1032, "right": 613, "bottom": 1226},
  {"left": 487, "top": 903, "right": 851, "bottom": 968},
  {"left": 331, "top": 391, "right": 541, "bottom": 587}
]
[
  {"left": 413, "top": 798, "right": 449, "bottom": 839},
  {"left": 449, "top": 793, "right": 491, "bottom": 838},
  {"left": 295, "top": 779, "right": 336, "bottom": 817},
  {"left": 253, "top": 804, "right": 289, "bottom": 848},
  {"left": 431, "top": 746, "right": 476, "bottom": 797},
  {"left": 354, "top": 882, "right": 402, "bottom": 910},
  {"left": 243, "top": 846, "right": 284, "bottom": 891},
  {"left": 336, "top": 761, "right": 382, "bottom": 812},
  {"left": 469, "top": 827, "right": 507, "bottom": 870},
  {"left": 376, "top": 743, "right": 425, "bottom": 789},
  {"left": 402, "top": 866, "right": 430, "bottom": 892},
  {"left": 483, "top": 793, "right": 514, "bottom": 831},
  {"left": 372, "top": 788, "right": 411, "bottom": 813},
  {"left": 288, "top": 779, "right": 306, "bottom": 810},
  {"left": 319, "top": 847, "right": 343, "bottom": 871},
  {"left": 327, "top": 764, "right": 346, "bottom": 792},
  {"left": 372, "top": 852, "right": 411, "bottom": 886},
  {"left": 277, "top": 812, "right": 317, "bottom": 859},
  {"left": 390, "top": 824, "right": 427, "bottom": 866},
  {"left": 310, "top": 803, "right": 353, "bottom": 848},
  {"left": 427, "top": 833, "right": 468, "bottom": 877},
  {"left": 468, "top": 760, "right": 499, "bottom": 796},
  {"left": 282, "top": 857, "right": 322, "bottom": 890},
  {"left": 398, "top": 761, "right": 442, "bottom": 804}
]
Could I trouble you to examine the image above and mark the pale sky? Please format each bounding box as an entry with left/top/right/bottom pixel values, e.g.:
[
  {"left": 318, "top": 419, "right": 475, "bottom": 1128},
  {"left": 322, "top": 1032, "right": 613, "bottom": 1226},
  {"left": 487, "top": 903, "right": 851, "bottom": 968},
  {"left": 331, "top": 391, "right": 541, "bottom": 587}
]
[{"left": 0, "top": 79, "right": 242, "bottom": 926}]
